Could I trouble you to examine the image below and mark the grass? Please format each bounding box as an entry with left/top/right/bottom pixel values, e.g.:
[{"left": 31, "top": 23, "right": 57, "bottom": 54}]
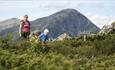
[{"left": 0, "top": 33, "right": 115, "bottom": 70}]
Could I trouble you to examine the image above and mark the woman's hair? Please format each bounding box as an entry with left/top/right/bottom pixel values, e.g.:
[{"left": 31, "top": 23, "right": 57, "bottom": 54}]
[{"left": 24, "top": 15, "right": 28, "bottom": 18}]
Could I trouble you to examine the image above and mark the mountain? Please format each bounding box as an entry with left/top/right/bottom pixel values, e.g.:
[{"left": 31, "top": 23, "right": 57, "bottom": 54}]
[
  {"left": 0, "top": 8, "right": 100, "bottom": 38},
  {"left": 31, "top": 9, "right": 100, "bottom": 38},
  {"left": 0, "top": 18, "right": 20, "bottom": 36}
]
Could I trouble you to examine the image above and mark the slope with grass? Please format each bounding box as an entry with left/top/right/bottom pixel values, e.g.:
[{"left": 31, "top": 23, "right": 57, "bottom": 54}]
[{"left": 0, "top": 33, "right": 115, "bottom": 70}]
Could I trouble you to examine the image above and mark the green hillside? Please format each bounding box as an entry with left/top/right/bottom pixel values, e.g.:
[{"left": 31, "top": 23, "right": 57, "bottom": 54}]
[{"left": 0, "top": 33, "right": 115, "bottom": 70}]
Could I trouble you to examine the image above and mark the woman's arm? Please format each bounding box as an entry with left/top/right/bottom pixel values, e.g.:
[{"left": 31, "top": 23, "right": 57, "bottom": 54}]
[{"left": 19, "top": 22, "right": 23, "bottom": 37}]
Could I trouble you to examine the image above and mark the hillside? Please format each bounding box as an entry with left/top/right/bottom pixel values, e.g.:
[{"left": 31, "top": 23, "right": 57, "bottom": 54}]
[
  {"left": 31, "top": 9, "right": 100, "bottom": 38},
  {"left": 0, "top": 33, "right": 115, "bottom": 70},
  {"left": 0, "top": 18, "right": 20, "bottom": 36},
  {"left": 0, "top": 9, "right": 100, "bottom": 38}
]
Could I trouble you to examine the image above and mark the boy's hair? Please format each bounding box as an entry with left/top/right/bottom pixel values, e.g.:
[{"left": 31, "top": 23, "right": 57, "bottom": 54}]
[{"left": 35, "top": 32, "right": 41, "bottom": 36}]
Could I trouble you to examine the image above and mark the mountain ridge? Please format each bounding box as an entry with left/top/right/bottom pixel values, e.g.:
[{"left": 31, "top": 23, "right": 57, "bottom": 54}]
[
  {"left": 0, "top": 8, "right": 100, "bottom": 38},
  {"left": 31, "top": 8, "right": 100, "bottom": 38}
]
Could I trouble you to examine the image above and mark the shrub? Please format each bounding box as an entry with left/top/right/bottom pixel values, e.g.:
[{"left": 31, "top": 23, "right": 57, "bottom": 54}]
[{"left": 0, "top": 33, "right": 115, "bottom": 69}]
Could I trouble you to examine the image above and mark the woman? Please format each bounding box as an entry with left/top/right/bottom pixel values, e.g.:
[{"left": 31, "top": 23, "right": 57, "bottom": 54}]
[{"left": 19, "top": 15, "right": 31, "bottom": 39}]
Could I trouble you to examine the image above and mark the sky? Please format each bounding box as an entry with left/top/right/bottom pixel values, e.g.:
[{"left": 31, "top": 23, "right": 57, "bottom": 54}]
[{"left": 0, "top": 0, "right": 115, "bottom": 28}]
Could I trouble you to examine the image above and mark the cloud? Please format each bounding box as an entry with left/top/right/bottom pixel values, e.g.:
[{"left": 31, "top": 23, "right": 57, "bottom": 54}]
[
  {"left": 89, "top": 15, "right": 115, "bottom": 28},
  {"left": 0, "top": 0, "right": 109, "bottom": 10},
  {"left": 0, "top": 0, "right": 115, "bottom": 27},
  {"left": 0, "top": 1, "right": 81, "bottom": 21}
]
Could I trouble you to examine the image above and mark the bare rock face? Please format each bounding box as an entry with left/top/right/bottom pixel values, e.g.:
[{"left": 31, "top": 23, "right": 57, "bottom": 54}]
[
  {"left": 99, "top": 24, "right": 115, "bottom": 34},
  {"left": 56, "top": 33, "right": 71, "bottom": 41}
]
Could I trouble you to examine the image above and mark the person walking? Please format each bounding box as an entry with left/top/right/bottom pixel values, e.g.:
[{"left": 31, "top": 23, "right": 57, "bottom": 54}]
[{"left": 19, "top": 15, "right": 31, "bottom": 40}]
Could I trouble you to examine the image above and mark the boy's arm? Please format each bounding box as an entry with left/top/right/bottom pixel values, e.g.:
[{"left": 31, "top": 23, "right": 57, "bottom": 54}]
[{"left": 36, "top": 33, "right": 42, "bottom": 42}]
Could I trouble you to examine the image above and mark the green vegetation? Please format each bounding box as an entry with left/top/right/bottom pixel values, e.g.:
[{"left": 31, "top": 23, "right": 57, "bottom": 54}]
[{"left": 0, "top": 33, "right": 115, "bottom": 70}]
